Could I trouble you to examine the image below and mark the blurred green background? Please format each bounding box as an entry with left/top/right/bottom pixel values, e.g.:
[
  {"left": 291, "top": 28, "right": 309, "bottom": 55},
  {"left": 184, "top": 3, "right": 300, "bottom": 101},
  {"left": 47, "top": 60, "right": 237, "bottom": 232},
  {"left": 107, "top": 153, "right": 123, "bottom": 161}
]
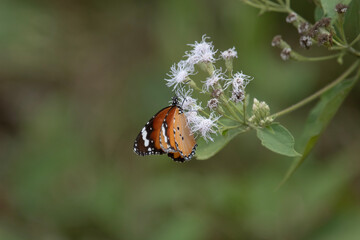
[{"left": 0, "top": 0, "right": 360, "bottom": 239}]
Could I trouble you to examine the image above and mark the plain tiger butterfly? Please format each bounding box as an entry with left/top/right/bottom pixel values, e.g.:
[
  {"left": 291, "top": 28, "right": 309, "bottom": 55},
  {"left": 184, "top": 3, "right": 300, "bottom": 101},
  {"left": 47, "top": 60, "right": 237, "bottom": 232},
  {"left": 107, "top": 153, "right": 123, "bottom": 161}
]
[{"left": 133, "top": 97, "right": 197, "bottom": 162}]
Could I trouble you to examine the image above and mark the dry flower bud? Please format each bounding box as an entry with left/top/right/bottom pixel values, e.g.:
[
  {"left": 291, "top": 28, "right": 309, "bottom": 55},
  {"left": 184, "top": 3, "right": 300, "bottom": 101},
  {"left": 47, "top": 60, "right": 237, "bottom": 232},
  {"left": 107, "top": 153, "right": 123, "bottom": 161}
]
[
  {"left": 300, "top": 35, "right": 312, "bottom": 49},
  {"left": 335, "top": 3, "right": 348, "bottom": 13},
  {"left": 286, "top": 12, "right": 297, "bottom": 23},
  {"left": 298, "top": 22, "right": 310, "bottom": 34},
  {"left": 271, "top": 35, "right": 282, "bottom": 47},
  {"left": 207, "top": 98, "right": 219, "bottom": 110},
  {"left": 280, "top": 48, "right": 291, "bottom": 61},
  {"left": 317, "top": 34, "right": 330, "bottom": 46},
  {"left": 212, "top": 89, "right": 223, "bottom": 98}
]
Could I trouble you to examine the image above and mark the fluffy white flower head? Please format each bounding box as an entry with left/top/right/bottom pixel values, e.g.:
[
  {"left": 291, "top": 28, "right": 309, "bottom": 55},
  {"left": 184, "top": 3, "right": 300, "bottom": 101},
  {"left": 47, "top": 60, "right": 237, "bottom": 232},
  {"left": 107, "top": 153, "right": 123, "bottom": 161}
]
[
  {"left": 221, "top": 47, "right": 238, "bottom": 60},
  {"left": 224, "top": 71, "right": 253, "bottom": 90},
  {"left": 165, "top": 60, "right": 194, "bottom": 90},
  {"left": 202, "top": 68, "right": 225, "bottom": 93},
  {"left": 190, "top": 113, "right": 220, "bottom": 142},
  {"left": 185, "top": 35, "right": 217, "bottom": 65},
  {"left": 176, "top": 87, "right": 202, "bottom": 112},
  {"left": 185, "top": 111, "right": 202, "bottom": 126}
]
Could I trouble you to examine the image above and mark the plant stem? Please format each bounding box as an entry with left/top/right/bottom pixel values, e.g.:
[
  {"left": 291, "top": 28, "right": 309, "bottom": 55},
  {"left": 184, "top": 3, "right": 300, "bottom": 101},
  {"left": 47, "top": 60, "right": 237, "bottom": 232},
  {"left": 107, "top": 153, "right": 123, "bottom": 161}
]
[
  {"left": 229, "top": 101, "right": 244, "bottom": 117},
  {"left": 270, "top": 60, "right": 360, "bottom": 119},
  {"left": 220, "top": 125, "right": 243, "bottom": 131},
  {"left": 337, "top": 15, "right": 348, "bottom": 45},
  {"left": 243, "top": 0, "right": 288, "bottom": 12},
  {"left": 291, "top": 52, "right": 342, "bottom": 62},
  {"left": 243, "top": 94, "right": 247, "bottom": 123},
  {"left": 220, "top": 94, "right": 243, "bottom": 122},
  {"left": 350, "top": 34, "right": 360, "bottom": 46}
]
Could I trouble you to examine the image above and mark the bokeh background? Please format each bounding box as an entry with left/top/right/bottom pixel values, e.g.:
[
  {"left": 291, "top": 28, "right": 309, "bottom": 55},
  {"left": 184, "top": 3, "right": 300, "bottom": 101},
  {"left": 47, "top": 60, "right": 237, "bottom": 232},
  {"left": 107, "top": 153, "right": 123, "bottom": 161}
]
[{"left": 0, "top": 0, "right": 360, "bottom": 239}]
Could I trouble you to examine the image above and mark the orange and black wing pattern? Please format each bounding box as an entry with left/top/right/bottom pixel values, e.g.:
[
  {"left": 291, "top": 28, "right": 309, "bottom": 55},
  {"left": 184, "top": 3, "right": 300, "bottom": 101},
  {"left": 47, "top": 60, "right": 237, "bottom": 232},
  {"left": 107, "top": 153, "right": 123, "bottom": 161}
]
[
  {"left": 134, "top": 97, "right": 197, "bottom": 162},
  {"left": 133, "top": 106, "right": 172, "bottom": 156}
]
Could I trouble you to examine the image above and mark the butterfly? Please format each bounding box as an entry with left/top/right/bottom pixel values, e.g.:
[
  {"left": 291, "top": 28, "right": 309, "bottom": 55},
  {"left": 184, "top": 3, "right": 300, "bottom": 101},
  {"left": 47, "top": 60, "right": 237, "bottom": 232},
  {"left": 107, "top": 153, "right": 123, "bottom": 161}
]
[{"left": 133, "top": 96, "right": 197, "bottom": 162}]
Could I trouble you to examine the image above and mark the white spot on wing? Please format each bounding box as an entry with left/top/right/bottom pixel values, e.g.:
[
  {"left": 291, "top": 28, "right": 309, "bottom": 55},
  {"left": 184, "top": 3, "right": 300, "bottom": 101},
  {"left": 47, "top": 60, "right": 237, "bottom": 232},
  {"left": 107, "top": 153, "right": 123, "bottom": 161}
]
[
  {"left": 142, "top": 127, "right": 149, "bottom": 147},
  {"left": 162, "top": 124, "right": 168, "bottom": 143}
]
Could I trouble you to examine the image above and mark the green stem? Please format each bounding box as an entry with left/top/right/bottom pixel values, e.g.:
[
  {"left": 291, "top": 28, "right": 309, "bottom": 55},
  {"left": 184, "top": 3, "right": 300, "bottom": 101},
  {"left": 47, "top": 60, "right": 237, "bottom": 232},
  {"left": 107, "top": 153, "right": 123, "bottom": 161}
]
[
  {"left": 348, "top": 47, "right": 360, "bottom": 57},
  {"left": 270, "top": 60, "right": 360, "bottom": 119},
  {"left": 242, "top": 0, "right": 287, "bottom": 12},
  {"left": 285, "top": 0, "right": 290, "bottom": 8},
  {"left": 243, "top": 94, "right": 247, "bottom": 124},
  {"left": 350, "top": 34, "right": 360, "bottom": 46},
  {"left": 220, "top": 125, "right": 243, "bottom": 131},
  {"left": 229, "top": 101, "right": 244, "bottom": 117},
  {"left": 337, "top": 15, "right": 348, "bottom": 45},
  {"left": 291, "top": 52, "right": 342, "bottom": 62},
  {"left": 221, "top": 95, "right": 243, "bottom": 122}
]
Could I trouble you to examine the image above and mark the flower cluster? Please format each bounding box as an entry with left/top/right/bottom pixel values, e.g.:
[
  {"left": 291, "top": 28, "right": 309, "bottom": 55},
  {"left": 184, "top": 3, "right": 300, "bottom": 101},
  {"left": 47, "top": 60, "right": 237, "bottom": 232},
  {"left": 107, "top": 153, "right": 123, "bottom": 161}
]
[
  {"left": 271, "top": 5, "right": 349, "bottom": 61},
  {"left": 164, "top": 35, "right": 271, "bottom": 142}
]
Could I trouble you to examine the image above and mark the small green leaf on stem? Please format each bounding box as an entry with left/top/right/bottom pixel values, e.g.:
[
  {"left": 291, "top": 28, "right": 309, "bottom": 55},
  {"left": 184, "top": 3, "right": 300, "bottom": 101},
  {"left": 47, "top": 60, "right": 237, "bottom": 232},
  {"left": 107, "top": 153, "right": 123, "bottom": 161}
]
[
  {"left": 256, "top": 123, "right": 301, "bottom": 157},
  {"left": 320, "top": 0, "right": 352, "bottom": 23},
  {"left": 314, "top": 5, "right": 324, "bottom": 21}
]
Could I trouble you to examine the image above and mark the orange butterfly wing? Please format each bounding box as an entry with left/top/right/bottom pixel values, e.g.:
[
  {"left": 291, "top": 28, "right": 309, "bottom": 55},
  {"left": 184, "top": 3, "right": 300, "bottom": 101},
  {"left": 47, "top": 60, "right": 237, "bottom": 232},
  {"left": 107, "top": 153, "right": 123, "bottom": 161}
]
[
  {"left": 173, "top": 108, "right": 197, "bottom": 160},
  {"left": 133, "top": 106, "right": 172, "bottom": 156}
]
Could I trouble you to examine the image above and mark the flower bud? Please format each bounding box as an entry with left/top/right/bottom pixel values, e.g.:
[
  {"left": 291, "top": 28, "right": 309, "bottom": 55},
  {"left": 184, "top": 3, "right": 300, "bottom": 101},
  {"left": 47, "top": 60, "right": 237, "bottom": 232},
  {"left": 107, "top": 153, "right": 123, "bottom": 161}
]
[
  {"left": 212, "top": 89, "right": 223, "bottom": 98},
  {"left": 250, "top": 98, "right": 273, "bottom": 127},
  {"left": 335, "top": 3, "right": 348, "bottom": 14},
  {"left": 207, "top": 98, "right": 219, "bottom": 110},
  {"left": 286, "top": 12, "right": 297, "bottom": 23},
  {"left": 299, "top": 35, "right": 312, "bottom": 49},
  {"left": 280, "top": 48, "right": 292, "bottom": 61}
]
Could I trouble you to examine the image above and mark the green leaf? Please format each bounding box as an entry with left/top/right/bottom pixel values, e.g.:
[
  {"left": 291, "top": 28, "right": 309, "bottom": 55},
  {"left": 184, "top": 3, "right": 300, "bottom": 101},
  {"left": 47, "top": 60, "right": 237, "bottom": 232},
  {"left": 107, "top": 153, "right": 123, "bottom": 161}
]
[
  {"left": 320, "top": 0, "right": 352, "bottom": 22},
  {"left": 256, "top": 123, "right": 300, "bottom": 157},
  {"left": 278, "top": 76, "right": 358, "bottom": 188},
  {"left": 344, "top": 0, "right": 360, "bottom": 48},
  {"left": 196, "top": 119, "right": 247, "bottom": 160},
  {"left": 314, "top": 5, "right": 324, "bottom": 22}
]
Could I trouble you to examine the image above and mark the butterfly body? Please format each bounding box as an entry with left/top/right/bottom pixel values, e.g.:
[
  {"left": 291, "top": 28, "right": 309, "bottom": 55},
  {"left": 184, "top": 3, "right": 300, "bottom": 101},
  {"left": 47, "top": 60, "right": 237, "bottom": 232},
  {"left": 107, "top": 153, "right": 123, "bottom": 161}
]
[{"left": 133, "top": 97, "right": 197, "bottom": 162}]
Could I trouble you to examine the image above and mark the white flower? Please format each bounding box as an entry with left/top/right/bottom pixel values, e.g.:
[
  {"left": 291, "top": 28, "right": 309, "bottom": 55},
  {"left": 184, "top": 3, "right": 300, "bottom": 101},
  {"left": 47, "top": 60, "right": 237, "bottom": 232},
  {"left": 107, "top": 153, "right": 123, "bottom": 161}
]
[
  {"left": 224, "top": 72, "right": 253, "bottom": 103},
  {"left": 202, "top": 68, "right": 225, "bottom": 92},
  {"left": 221, "top": 47, "right": 238, "bottom": 60},
  {"left": 165, "top": 60, "right": 194, "bottom": 90},
  {"left": 185, "top": 111, "right": 201, "bottom": 125},
  {"left": 185, "top": 35, "right": 217, "bottom": 65},
  {"left": 176, "top": 87, "right": 202, "bottom": 112},
  {"left": 224, "top": 71, "right": 253, "bottom": 90},
  {"left": 190, "top": 112, "right": 220, "bottom": 142}
]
